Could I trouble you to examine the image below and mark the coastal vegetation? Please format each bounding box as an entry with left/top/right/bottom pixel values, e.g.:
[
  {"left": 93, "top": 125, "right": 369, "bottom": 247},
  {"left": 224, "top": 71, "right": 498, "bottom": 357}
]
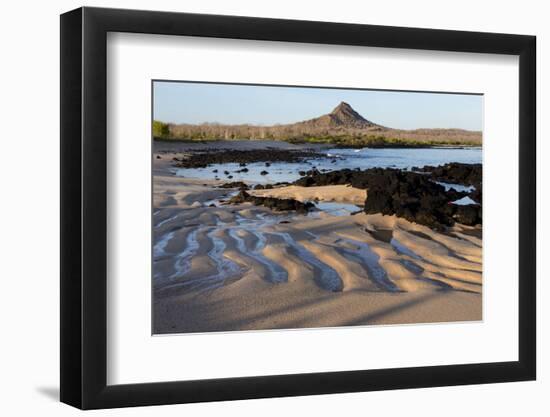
[
  {"left": 152, "top": 120, "right": 170, "bottom": 138},
  {"left": 153, "top": 102, "right": 482, "bottom": 147}
]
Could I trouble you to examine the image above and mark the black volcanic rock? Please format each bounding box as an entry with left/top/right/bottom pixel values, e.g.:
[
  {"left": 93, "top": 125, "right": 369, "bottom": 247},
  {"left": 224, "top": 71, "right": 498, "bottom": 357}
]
[
  {"left": 452, "top": 205, "right": 481, "bottom": 226},
  {"left": 416, "top": 162, "right": 482, "bottom": 204},
  {"left": 218, "top": 181, "right": 248, "bottom": 190},
  {"left": 229, "top": 191, "right": 314, "bottom": 214},
  {"left": 173, "top": 148, "right": 321, "bottom": 169},
  {"left": 470, "top": 187, "right": 482, "bottom": 204},
  {"left": 294, "top": 167, "right": 481, "bottom": 229},
  {"left": 416, "top": 163, "right": 482, "bottom": 186},
  {"left": 361, "top": 169, "right": 454, "bottom": 229},
  {"left": 294, "top": 168, "right": 374, "bottom": 188}
]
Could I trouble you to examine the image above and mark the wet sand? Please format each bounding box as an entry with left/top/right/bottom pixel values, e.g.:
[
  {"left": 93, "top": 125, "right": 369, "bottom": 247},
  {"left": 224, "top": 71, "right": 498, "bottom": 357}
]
[{"left": 153, "top": 149, "right": 482, "bottom": 334}]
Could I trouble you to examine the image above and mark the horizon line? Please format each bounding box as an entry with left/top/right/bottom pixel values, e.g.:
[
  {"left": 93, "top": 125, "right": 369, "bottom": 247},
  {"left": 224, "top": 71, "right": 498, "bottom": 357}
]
[{"left": 153, "top": 80, "right": 483, "bottom": 131}]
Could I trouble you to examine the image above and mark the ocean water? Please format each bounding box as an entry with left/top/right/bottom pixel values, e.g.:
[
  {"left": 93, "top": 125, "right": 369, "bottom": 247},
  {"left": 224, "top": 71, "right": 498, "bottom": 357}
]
[{"left": 175, "top": 146, "right": 482, "bottom": 185}]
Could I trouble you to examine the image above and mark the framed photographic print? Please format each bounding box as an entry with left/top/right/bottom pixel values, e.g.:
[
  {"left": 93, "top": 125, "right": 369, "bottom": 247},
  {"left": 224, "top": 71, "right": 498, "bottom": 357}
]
[{"left": 60, "top": 6, "right": 536, "bottom": 409}]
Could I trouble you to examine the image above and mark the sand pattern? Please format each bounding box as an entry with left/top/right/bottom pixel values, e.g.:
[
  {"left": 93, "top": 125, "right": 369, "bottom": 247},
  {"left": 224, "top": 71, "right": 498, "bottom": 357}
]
[{"left": 153, "top": 161, "right": 482, "bottom": 334}]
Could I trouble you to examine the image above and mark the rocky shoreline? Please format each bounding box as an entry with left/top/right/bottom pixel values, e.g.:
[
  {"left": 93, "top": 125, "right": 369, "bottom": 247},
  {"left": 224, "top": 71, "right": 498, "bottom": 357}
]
[
  {"left": 290, "top": 165, "right": 482, "bottom": 229},
  {"left": 218, "top": 164, "right": 482, "bottom": 230},
  {"left": 413, "top": 162, "right": 482, "bottom": 186},
  {"left": 160, "top": 144, "right": 482, "bottom": 230},
  {"left": 229, "top": 190, "right": 314, "bottom": 214},
  {"left": 168, "top": 148, "right": 323, "bottom": 169},
  {"left": 414, "top": 162, "right": 482, "bottom": 203}
]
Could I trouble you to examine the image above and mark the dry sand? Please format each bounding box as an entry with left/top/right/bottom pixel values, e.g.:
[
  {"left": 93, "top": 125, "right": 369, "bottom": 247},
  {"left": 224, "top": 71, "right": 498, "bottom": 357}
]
[
  {"left": 250, "top": 184, "right": 367, "bottom": 206},
  {"left": 152, "top": 155, "right": 482, "bottom": 334}
]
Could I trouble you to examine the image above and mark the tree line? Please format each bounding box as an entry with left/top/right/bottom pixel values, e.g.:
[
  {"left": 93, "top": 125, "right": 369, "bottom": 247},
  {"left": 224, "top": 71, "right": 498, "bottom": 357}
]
[{"left": 152, "top": 120, "right": 482, "bottom": 147}]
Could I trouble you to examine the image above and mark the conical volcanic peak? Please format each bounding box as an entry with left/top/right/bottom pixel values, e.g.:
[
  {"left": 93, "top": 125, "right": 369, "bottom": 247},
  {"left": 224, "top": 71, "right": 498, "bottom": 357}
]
[
  {"left": 295, "top": 102, "right": 381, "bottom": 129},
  {"left": 331, "top": 101, "right": 356, "bottom": 115},
  {"left": 328, "top": 102, "right": 375, "bottom": 127}
]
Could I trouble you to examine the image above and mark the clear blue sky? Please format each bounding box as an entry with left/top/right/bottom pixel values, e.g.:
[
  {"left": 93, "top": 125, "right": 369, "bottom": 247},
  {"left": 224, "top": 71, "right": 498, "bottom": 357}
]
[{"left": 153, "top": 81, "right": 483, "bottom": 131}]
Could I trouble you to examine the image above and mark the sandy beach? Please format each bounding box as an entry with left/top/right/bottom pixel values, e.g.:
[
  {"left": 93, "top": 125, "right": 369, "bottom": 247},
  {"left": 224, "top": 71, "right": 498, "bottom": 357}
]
[{"left": 152, "top": 147, "right": 482, "bottom": 334}]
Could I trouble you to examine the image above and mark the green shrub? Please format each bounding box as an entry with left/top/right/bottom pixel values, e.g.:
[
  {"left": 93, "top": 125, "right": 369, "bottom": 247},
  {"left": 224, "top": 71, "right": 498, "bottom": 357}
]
[{"left": 153, "top": 120, "right": 170, "bottom": 138}]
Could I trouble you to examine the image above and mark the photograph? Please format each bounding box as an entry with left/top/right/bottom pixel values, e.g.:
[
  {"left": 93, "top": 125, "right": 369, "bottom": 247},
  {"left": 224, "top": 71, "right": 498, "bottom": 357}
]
[{"left": 152, "top": 81, "right": 483, "bottom": 335}]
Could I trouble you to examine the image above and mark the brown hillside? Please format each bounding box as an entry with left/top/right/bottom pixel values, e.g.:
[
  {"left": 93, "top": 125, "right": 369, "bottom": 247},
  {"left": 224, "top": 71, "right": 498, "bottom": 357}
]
[
  {"left": 159, "top": 102, "right": 481, "bottom": 146},
  {"left": 293, "top": 102, "right": 382, "bottom": 129}
]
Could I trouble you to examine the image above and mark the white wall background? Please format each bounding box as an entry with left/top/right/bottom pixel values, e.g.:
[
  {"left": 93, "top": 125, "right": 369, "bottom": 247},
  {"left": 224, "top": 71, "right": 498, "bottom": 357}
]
[{"left": 0, "top": 0, "right": 545, "bottom": 415}]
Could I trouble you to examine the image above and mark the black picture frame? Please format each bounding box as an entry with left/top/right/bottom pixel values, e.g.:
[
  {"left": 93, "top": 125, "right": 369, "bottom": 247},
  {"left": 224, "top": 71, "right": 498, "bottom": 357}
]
[{"left": 60, "top": 6, "right": 536, "bottom": 410}]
